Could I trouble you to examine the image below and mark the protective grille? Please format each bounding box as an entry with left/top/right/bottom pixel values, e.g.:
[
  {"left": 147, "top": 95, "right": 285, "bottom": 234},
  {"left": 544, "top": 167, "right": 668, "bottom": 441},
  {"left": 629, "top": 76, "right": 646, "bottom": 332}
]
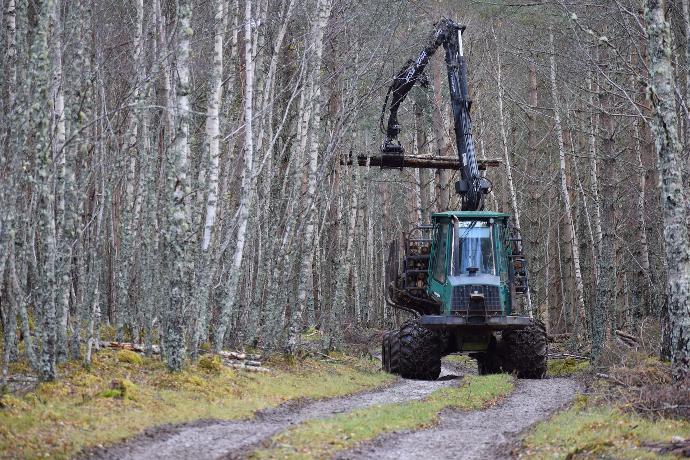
[{"left": 450, "top": 284, "right": 502, "bottom": 317}]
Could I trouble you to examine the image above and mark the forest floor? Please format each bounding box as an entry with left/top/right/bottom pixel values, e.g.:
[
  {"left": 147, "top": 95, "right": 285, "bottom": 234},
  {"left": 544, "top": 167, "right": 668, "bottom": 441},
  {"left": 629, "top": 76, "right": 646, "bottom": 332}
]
[{"left": 2, "top": 339, "right": 690, "bottom": 459}]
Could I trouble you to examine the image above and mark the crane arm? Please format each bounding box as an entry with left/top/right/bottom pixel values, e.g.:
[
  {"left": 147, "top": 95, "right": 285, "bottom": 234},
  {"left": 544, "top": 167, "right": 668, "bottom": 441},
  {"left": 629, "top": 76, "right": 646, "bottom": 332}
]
[{"left": 380, "top": 19, "right": 490, "bottom": 211}]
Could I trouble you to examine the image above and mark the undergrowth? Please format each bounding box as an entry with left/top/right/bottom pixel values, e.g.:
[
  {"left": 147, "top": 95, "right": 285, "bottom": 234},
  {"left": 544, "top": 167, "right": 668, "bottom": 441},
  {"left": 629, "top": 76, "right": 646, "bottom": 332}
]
[
  {"left": 522, "top": 351, "right": 690, "bottom": 459},
  {"left": 521, "top": 397, "right": 690, "bottom": 459},
  {"left": 0, "top": 350, "right": 393, "bottom": 459},
  {"left": 252, "top": 373, "right": 514, "bottom": 460}
]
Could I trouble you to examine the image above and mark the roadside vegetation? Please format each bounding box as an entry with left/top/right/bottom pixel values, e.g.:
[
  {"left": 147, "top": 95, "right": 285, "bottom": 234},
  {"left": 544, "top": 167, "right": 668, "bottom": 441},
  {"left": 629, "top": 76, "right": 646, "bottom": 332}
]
[
  {"left": 522, "top": 353, "right": 690, "bottom": 459},
  {"left": 0, "top": 350, "right": 392, "bottom": 459},
  {"left": 252, "top": 373, "right": 514, "bottom": 459}
]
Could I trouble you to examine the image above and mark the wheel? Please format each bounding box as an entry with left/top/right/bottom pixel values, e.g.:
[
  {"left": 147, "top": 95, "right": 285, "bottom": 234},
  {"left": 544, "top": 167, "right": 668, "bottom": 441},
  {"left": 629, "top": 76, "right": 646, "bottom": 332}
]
[
  {"left": 389, "top": 332, "right": 401, "bottom": 374},
  {"left": 382, "top": 333, "right": 391, "bottom": 372},
  {"left": 397, "top": 320, "right": 442, "bottom": 380},
  {"left": 500, "top": 320, "right": 548, "bottom": 379},
  {"left": 475, "top": 338, "right": 503, "bottom": 375}
]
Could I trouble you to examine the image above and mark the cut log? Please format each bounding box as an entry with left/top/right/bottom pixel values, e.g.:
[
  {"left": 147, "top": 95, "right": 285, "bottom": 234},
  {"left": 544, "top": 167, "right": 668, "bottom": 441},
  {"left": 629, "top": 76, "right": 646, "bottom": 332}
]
[
  {"left": 225, "top": 362, "right": 270, "bottom": 372},
  {"left": 342, "top": 154, "right": 501, "bottom": 171},
  {"left": 218, "top": 350, "right": 261, "bottom": 361},
  {"left": 99, "top": 341, "right": 161, "bottom": 354}
]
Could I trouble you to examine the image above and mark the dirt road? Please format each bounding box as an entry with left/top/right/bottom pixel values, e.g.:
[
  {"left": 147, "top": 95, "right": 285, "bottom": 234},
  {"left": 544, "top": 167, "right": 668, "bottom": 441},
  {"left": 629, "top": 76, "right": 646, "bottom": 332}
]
[
  {"left": 84, "top": 362, "right": 578, "bottom": 460},
  {"left": 337, "top": 377, "right": 578, "bottom": 460}
]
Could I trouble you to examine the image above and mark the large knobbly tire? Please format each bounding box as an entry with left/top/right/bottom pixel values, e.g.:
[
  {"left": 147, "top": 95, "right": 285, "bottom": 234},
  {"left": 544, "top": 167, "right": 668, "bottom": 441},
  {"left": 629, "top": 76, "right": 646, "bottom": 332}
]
[
  {"left": 397, "top": 321, "right": 442, "bottom": 380},
  {"left": 501, "top": 320, "right": 548, "bottom": 379},
  {"left": 475, "top": 338, "right": 502, "bottom": 375},
  {"left": 381, "top": 333, "right": 391, "bottom": 372}
]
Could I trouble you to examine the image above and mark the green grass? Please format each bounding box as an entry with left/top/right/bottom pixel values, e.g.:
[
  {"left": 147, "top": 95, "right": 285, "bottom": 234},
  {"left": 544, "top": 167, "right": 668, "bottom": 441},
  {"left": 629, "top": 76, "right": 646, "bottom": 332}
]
[
  {"left": 0, "top": 350, "right": 394, "bottom": 459},
  {"left": 442, "top": 354, "right": 475, "bottom": 366},
  {"left": 547, "top": 358, "right": 590, "bottom": 377},
  {"left": 252, "top": 373, "right": 514, "bottom": 459},
  {"left": 521, "top": 395, "right": 690, "bottom": 459}
]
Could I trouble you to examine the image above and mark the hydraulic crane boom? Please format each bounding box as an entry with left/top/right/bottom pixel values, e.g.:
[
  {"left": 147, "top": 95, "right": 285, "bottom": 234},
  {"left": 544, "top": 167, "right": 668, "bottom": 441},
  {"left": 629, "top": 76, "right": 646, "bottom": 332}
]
[{"left": 381, "top": 19, "right": 490, "bottom": 211}]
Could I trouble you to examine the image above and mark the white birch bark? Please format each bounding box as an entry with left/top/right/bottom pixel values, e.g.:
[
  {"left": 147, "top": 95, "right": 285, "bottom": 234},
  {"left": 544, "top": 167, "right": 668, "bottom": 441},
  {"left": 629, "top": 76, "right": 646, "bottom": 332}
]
[
  {"left": 549, "top": 31, "right": 587, "bottom": 336},
  {"left": 51, "top": 0, "right": 70, "bottom": 362},
  {"left": 191, "top": 0, "right": 229, "bottom": 357},
  {"left": 284, "top": 0, "right": 333, "bottom": 354},
  {"left": 166, "top": 0, "right": 193, "bottom": 371},
  {"left": 34, "top": 0, "right": 58, "bottom": 380},
  {"left": 215, "top": 0, "right": 257, "bottom": 352},
  {"left": 644, "top": 0, "right": 690, "bottom": 380},
  {"left": 0, "top": 0, "right": 18, "bottom": 295}
]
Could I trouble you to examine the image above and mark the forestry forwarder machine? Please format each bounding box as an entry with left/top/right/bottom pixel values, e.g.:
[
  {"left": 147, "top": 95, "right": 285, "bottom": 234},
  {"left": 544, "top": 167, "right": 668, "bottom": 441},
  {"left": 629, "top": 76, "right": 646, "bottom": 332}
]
[{"left": 377, "top": 19, "right": 547, "bottom": 380}]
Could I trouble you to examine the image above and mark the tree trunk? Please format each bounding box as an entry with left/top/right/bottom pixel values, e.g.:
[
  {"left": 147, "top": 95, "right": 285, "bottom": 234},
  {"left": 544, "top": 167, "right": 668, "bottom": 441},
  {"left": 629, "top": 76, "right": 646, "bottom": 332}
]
[
  {"left": 549, "top": 31, "right": 587, "bottom": 339},
  {"left": 644, "top": 0, "right": 690, "bottom": 381},
  {"left": 215, "top": 0, "right": 257, "bottom": 352},
  {"left": 284, "top": 0, "right": 333, "bottom": 355},
  {"left": 166, "top": 0, "right": 193, "bottom": 371}
]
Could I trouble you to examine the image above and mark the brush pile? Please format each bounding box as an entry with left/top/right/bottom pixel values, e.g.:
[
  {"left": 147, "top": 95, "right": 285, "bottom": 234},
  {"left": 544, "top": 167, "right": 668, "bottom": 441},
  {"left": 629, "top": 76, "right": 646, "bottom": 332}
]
[{"left": 100, "top": 341, "right": 269, "bottom": 372}]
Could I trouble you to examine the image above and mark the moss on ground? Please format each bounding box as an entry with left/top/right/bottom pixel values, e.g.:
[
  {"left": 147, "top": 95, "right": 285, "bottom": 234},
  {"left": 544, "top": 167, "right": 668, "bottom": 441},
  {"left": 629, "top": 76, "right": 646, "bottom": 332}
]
[
  {"left": 0, "top": 350, "right": 393, "bottom": 459},
  {"left": 547, "top": 358, "right": 590, "bottom": 377},
  {"left": 252, "top": 373, "right": 514, "bottom": 460},
  {"left": 521, "top": 396, "right": 690, "bottom": 459},
  {"left": 117, "top": 350, "right": 144, "bottom": 365}
]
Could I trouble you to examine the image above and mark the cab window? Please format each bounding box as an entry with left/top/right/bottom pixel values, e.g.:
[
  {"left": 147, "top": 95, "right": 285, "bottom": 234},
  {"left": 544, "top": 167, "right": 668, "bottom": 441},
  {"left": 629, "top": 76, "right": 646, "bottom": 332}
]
[{"left": 433, "top": 224, "right": 448, "bottom": 283}]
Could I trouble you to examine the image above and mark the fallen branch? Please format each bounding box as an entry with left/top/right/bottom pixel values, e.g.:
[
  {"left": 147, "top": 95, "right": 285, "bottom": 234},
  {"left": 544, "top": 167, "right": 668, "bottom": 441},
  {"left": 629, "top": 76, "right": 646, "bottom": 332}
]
[
  {"left": 99, "top": 341, "right": 161, "bottom": 354},
  {"left": 595, "top": 372, "right": 627, "bottom": 387},
  {"left": 225, "top": 362, "right": 271, "bottom": 372},
  {"left": 218, "top": 350, "right": 261, "bottom": 361},
  {"left": 614, "top": 330, "right": 640, "bottom": 349},
  {"left": 549, "top": 352, "right": 589, "bottom": 360}
]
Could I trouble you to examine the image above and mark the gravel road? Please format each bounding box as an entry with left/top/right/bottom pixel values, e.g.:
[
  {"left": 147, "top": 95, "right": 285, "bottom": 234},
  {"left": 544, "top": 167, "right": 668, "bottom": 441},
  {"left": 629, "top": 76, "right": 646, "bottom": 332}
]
[
  {"left": 337, "top": 377, "right": 579, "bottom": 460},
  {"left": 83, "top": 364, "right": 461, "bottom": 460},
  {"left": 83, "top": 363, "right": 578, "bottom": 460}
]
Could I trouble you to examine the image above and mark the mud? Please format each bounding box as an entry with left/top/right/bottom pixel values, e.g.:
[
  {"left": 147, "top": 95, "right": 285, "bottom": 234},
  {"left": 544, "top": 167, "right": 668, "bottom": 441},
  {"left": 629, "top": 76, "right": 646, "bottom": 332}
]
[
  {"left": 82, "top": 364, "right": 461, "bottom": 460},
  {"left": 337, "top": 377, "right": 579, "bottom": 460}
]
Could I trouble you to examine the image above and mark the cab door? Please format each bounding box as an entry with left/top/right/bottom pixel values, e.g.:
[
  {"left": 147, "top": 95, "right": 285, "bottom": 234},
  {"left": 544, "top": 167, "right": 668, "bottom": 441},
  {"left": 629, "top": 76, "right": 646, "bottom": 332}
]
[{"left": 427, "top": 220, "right": 450, "bottom": 305}]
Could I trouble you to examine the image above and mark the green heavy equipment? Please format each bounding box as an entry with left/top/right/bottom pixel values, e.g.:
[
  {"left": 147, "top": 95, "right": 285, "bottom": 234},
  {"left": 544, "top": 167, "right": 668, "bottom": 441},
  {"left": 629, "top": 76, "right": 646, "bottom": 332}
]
[{"left": 375, "top": 19, "right": 547, "bottom": 380}]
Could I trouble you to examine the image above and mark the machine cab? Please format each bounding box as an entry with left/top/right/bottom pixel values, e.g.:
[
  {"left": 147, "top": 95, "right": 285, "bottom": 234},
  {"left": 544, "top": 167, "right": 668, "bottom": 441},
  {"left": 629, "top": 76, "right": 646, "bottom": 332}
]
[{"left": 427, "top": 211, "right": 513, "bottom": 320}]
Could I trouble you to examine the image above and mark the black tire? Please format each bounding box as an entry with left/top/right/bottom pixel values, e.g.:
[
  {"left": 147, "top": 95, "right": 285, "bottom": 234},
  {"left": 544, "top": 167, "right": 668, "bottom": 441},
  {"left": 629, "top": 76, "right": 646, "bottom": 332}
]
[
  {"left": 381, "top": 333, "right": 391, "bottom": 372},
  {"left": 397, "top": 321, "right": 442, "bottom": 380},
  {"left": 475, "top": 338, "right": 503, "bottom": 375},
  {"left": 500, "top": 320, "right": 548, "bottom": 379},
  {"left": 389, "top": 333, "right": 401, "bottom": 374}
]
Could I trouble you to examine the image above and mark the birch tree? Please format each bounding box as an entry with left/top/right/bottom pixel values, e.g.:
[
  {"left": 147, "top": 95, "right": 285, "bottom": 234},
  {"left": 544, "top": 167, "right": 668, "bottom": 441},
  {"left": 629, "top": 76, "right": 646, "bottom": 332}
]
[
  {"left": 215, "top": 0, "right": 257, "bottom": 352},
  {"left": 285, "top": 0, "right": 333, "bottom": 355},
  {"left": 549, "top": 31, "right": 587, "bottom": 341},
  {"left": 166, "top": 0, "right": 193, "bottom": 371},
  {"left": 644, "top": 0, "right": 690, "bottom": 381}
]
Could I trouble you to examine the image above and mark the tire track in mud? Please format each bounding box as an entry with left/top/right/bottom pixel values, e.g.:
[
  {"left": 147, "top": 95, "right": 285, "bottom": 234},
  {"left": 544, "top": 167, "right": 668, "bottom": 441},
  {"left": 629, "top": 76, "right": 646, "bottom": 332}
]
[
  {"left": 83, "top": 364, "right": 462, "bottom": 460},
  {"left": 336, "top": 377, "right": 579, "bottom": 460}
]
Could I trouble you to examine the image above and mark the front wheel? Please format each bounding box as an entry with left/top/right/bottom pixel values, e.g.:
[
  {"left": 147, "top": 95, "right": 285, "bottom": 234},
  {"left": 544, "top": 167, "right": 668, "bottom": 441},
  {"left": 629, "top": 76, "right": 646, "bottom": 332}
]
[
  {"left": 500, "top": 320, "right": 548, "bottom": 379},
  {"left": 397, "top": 321, "right": 442, "bottom": 380}
]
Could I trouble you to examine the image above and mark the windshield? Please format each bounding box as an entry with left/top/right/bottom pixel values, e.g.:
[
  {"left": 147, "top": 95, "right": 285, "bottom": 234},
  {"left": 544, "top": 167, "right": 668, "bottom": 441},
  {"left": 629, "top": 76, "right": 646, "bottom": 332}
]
[{"left": 454, "top": 221, "right": 496, "bottom": 276}]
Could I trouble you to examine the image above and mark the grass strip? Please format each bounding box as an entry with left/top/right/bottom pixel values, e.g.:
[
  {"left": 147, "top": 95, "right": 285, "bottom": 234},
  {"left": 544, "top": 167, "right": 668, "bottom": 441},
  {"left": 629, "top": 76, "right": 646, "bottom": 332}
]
[
  {"left": 0, "top": 350, "right": 394, "bottom": 459},
  {"left": 253, "top": 373, "right": 513, "bottom": 460},
  {"left": 547, "top": 358, "right": 590, "bottom": 377},
  {"left": 521, "top": 395, "right": 690, "bottom": 459}
]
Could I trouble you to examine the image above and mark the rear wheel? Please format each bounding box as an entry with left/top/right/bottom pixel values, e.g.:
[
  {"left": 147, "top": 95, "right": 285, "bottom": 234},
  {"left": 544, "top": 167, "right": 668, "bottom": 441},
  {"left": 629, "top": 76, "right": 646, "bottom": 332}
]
[
  {"left": 475, "top": 338, "right": 503, "bottom": 375},
  {"left": 501, "top": 320, "right": 548, "bottom": 379},
  {"left": 398, "top": 321, "right": 442, "bottom": 380}
]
